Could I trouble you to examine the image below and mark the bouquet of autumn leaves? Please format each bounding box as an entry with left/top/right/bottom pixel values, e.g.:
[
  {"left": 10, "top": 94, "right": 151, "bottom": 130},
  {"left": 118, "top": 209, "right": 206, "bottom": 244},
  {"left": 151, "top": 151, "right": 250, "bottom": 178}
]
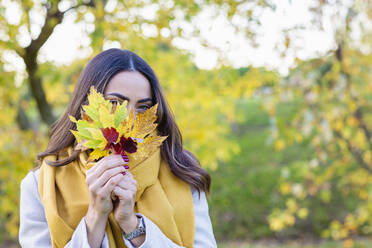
[{"left": 69, "top": 86, "right": 167, "bottom": 167}]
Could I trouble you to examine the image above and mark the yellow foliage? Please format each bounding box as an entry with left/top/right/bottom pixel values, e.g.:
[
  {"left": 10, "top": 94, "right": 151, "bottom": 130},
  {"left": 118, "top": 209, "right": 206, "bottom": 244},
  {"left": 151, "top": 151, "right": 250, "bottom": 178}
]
[
  {"left": 0, "top": 127, "right": 48, "bottom": 239},
  {"left": 274, "top": 139, "right": 285, "bottom": 151},
  {"left": 268, "top": 208, "right": 296, "bottom": 232},
  {"left": 297, "top": 208, "right": 308, "bottom": 219},
  {"left": 294, "top": 133, "right": 303, "bottom": 142},
  {"left": 346, "top": 116, "right": 358, "bottom": 127},
  {"left": 286, "top": 198, "right": 298, "bottom": 213},
  {"left": 279, "top": 182, "right": 291, "bottom": 195},
  {"left": 363, "top": 151, "right": 372, "bottom": 164},
  {"left": 356, "top": 208, "right": 368, "bottom": 224},
  {"left": 269, "top": 218, "right": 284, "bottom": 231},
  {"left": 332, "top": 120, "right": 344, "bottom": 131},
  {"left": 345, "top": 214, "right": 358, "bottom": 232},
  {"left": 284, "top": 213, "right": 295, "bottom": 226}
]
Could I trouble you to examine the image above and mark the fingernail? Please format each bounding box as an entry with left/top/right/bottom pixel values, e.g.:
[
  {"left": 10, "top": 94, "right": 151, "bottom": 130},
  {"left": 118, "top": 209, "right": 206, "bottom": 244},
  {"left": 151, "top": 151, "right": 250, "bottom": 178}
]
[
  {"left": 121, "top": 171, "right": 126, "bottom": 175},
  {"left": 121, "top": 155, "right": 129, "bottom": 162},
  {"left": 124, "top": 165, "right": 129, "bottom": 169}
]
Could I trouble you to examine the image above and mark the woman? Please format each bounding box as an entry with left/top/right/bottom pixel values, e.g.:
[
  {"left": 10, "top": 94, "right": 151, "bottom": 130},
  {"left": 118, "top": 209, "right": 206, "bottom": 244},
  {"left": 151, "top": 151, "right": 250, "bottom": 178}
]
[{"left": 19, "top": 48, "right": 217, "bottom": 248}]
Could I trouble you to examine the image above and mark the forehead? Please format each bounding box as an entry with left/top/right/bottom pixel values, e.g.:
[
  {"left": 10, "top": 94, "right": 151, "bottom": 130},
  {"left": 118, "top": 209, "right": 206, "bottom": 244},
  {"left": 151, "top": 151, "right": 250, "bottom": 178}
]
[{"left": 104, "top": 71, "right": 152, "bottom": 99}]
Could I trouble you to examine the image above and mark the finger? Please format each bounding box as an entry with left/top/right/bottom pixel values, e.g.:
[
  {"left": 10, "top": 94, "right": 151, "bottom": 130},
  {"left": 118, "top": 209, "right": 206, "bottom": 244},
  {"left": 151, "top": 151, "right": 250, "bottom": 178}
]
[
  {"left": 87, "top": 154, "right": 117, "bottom": 174},
  {"left": 86, "top": 155, "right": 114, "bottom": 179},
  {"left": 89, "top": 166, "right": 126, "bottom": 191},
  {"left": 117, "top": 179, "right": 137, "bottom": 192},
  {"left": 117, "top": 171, "right": 136, "bottom": 185},
  {"left": 113, "top": 185, "right": 135, "bottom": 201},
  {"left": 87, "top": 155, "right": 128, "bottom": 183},
  {"left": 95, "top": 155, "right": 128, "bottom": 174},
  {"left": 126, "top": 172, "right": 137, "bottom": 187},
  {"left": 124, "top": 170, "right": 134, "bottom": 179},
  {"left": 97, "top": 173, "right": 125, "bottom": 199}
]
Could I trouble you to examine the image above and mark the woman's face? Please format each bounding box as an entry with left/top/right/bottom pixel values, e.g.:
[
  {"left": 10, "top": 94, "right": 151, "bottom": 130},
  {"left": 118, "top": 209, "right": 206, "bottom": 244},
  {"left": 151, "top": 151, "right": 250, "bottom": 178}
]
[{"left": 103, "top": 71, "right": 153, "bottom": 117}]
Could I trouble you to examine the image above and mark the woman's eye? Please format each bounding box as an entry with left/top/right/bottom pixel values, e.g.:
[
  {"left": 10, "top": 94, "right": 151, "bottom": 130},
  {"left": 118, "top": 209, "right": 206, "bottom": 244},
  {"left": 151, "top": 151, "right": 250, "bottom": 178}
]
[
  {"left": 136, "top": 105, "right": 150, "bottom": 112},
  {"left": 110, "top": 99, "right": 119, "bottom": 105},
  {"left": 138, "top": 105, "right": 150, "bottom": 110}
]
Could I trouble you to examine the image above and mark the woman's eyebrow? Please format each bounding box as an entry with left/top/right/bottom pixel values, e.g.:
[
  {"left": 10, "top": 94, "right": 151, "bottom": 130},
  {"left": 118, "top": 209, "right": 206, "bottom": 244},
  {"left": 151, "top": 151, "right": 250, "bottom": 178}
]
[
  {"left": 107, "top": 93, "right": 129, "bottom": 101},
  {"left": 107, "top": 93, "right": 153, "bottom": 103},
  {"left": 137, "top": 98, "right": 153, "bottom": 103}
]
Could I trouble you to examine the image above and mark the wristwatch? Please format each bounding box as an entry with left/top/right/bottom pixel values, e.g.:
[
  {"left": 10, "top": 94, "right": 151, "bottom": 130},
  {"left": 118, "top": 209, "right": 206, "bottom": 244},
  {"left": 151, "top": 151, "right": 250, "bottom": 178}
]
[{"left": 124, "top": 214, "right": 146, "bottom": 240}]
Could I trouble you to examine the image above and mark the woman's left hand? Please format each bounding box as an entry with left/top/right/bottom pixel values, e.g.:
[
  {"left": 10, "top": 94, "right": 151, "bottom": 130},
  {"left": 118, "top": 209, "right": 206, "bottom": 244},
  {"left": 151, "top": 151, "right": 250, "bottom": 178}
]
[{"left": 112, "top": 170, "right": 139, "bottom": 233}]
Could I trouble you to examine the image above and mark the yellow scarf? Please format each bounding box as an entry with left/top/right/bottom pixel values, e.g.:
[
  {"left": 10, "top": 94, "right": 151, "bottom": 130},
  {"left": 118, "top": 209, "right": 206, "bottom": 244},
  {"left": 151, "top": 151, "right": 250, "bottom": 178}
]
[{"left": 38, "top": 145, "right": 195, "bottom": 247}]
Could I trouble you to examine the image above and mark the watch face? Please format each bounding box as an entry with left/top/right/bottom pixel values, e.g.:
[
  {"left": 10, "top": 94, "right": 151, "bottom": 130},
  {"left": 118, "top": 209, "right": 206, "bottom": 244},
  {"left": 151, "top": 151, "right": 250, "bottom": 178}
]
[{"left": 138, "top": 216, "right": 145, "bottom": 228}]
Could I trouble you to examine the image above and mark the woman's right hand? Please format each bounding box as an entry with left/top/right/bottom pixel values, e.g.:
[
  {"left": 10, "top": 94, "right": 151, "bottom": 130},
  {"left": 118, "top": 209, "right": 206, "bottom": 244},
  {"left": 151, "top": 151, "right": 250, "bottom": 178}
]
[{"left": 83, "top": 154, "right": 128, "bottom": 248}]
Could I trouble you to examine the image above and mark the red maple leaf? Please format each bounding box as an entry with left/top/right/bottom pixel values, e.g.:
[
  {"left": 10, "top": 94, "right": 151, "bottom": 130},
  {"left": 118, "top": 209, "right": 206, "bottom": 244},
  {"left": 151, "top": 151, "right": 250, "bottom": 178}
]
[{"left": 100, "top": 127, "right": 137, "bottom": 164}]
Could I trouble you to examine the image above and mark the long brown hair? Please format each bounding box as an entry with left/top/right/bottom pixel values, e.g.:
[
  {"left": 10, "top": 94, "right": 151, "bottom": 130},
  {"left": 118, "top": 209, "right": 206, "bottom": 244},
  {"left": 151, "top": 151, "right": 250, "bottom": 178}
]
[{"left": 37, "top": 48, "right": 211, "bottom": 196}]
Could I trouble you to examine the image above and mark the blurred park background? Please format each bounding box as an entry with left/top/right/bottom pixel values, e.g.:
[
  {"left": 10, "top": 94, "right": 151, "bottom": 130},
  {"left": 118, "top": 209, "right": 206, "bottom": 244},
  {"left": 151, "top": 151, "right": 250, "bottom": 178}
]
[{"left": 2, "top": 0, "right": 372, "bottom": 247}]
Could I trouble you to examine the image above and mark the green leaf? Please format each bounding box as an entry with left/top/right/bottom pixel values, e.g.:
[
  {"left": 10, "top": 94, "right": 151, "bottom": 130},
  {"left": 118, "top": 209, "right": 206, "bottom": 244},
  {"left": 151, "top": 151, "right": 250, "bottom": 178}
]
[
  {"left": 76, "top": 120, "right": 93, "bottom": 139},
  {"left": 114, "top": 101, "right": 128, "bottom": 128},
  {"left": 85, "top": 139, "right": 104, "bottom": 149},
  {"left": 83, "top": 105, "right": 100, "bottom": 123}
]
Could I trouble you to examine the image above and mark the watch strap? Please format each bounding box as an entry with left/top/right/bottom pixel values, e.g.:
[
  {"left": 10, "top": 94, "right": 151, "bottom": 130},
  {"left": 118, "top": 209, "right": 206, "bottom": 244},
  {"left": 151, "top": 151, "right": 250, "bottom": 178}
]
[{"left": 124, "top": 215, "right": 146, "bottom": 240}]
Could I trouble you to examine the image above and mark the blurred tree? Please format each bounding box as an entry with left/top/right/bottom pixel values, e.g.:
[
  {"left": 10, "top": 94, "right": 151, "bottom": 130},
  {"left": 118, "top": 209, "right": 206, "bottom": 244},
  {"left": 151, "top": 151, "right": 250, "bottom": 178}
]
[
  {"left": 0, "top": 0, "right": 274, "bottom": 129},
  {"left": 266, "top": 0, "right": 372, "bottom": 242}
]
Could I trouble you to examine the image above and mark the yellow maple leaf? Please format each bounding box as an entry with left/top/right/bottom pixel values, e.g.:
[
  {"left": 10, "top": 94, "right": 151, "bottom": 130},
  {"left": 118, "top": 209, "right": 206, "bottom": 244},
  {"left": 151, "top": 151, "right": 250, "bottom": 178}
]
[
  {"left": 131, "top": 103, "right": 158, "bottom": 138},
  {"left": 99, "top": 102, "right": 114, "bottom": 128},
  {"left": 88, "top": 148, "right": 109, "bottom": 161},
  {"left": 129, "top": 135, "right": 168, "bottom": 163},
  {"left": 117, "top": 107, "right": 134, "bottom": 137}
]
